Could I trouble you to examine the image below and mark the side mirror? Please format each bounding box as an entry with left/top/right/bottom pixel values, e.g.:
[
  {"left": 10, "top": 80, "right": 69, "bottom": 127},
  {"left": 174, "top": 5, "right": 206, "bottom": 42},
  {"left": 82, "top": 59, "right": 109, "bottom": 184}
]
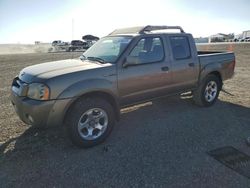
[
  {"left": 123, "top": 56, "right": 141, "bottom": 68},
  {"left": 122, "top": 61, "right": 130, "bottom": 68}
]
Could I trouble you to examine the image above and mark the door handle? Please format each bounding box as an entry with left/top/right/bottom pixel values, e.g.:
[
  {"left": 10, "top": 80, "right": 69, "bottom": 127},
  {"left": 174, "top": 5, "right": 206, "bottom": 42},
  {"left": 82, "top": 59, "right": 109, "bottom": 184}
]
[
  {"left": 188, "top": 63, "right": 195, "bottom": 67},
  {"left": 161, "top": 66, "right": 169, "bottom": 72}
]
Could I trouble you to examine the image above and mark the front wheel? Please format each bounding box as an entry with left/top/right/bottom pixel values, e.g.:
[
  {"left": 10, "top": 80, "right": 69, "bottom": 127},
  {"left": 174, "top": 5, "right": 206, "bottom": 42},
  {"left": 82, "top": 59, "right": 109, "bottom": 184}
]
[
  {"left": 65, "top": 97, "right": 115, "bottom": 148},
  {"left": 193, "top": 74, "right": 221, "bottom": 107}
]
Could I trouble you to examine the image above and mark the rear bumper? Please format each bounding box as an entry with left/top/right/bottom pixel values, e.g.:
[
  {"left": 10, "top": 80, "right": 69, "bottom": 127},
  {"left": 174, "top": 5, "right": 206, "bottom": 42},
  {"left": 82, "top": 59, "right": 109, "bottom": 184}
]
[{"left": 10, "top": 91, "right": 72, "bottom": 127}]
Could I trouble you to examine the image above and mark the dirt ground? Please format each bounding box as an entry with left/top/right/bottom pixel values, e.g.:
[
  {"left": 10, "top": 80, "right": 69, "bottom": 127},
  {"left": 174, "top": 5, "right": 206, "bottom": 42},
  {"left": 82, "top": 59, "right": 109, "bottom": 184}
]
[
  {"left": 0, "top": 44, "right": 51, "bottom": 55},
  {"left": 0, "top": 44, "right": 250, "bottom": 187},
  {"left": 0, "top": 52, "right": 83, "bottom": 142}
]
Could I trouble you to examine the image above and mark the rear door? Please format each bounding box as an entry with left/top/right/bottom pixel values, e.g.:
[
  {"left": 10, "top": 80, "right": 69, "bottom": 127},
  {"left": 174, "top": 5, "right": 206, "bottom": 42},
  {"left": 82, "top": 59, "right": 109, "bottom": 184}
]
[
  {"left": 167, "top": 35, "right": 199, "bottom": 90},
  {"left": 117, "top": 35, "right": 172, "bottom": 106}
]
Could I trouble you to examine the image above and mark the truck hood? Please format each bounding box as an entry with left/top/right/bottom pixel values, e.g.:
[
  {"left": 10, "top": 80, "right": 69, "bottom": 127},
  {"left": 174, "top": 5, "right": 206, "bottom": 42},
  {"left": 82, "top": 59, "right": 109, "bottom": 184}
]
[{"left": 19, "top": 58, "right": 109, "bottom": 83}]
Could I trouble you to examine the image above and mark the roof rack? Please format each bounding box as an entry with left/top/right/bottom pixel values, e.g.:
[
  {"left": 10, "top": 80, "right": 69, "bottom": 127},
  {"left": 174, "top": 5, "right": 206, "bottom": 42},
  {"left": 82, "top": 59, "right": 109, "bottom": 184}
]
[
  {"left": 109, "top": 25, "right": 185, "bottom": 35},
  {"left": 139, "top": 25, "right": 185, "bottom": 34}
]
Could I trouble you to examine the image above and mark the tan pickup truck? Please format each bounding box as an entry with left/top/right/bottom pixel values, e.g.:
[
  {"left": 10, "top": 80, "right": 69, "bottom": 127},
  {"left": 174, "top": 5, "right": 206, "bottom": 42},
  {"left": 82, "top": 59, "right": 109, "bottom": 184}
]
[{"left": 11, "top": 26, "right": 236, "bottom": 147}]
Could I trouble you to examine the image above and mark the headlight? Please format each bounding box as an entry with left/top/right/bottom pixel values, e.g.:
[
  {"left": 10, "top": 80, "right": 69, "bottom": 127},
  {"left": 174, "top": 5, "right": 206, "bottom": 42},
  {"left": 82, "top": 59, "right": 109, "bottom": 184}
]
[{"left": 27, "top": 83, "right": 50, "bottom": 100}]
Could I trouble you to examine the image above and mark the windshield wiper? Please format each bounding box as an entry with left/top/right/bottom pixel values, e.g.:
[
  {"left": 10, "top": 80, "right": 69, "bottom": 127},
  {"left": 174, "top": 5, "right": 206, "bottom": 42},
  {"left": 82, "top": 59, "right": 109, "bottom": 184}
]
[
  {"left": 87, "top": 56, "right": 106, "bottom": 64},
  {"left": 80, "top": 55, "right": 87, "bottom": 60}
]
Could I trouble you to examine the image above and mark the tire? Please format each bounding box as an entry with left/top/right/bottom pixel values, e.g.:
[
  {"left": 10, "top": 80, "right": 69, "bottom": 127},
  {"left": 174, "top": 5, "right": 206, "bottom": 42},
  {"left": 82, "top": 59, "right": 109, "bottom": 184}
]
[
  {"left": 65, "top": 97, "right": 115, "bottom": 148},
  {"left": 193, "top": 74, "right": 221, "bottom": 107}
]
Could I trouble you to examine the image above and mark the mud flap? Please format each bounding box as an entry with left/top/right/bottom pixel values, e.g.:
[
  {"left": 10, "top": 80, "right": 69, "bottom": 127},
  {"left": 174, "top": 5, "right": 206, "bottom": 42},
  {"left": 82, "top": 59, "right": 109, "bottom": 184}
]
[{"left": 221, "top": 88, "right": 234, "bottom": 96}]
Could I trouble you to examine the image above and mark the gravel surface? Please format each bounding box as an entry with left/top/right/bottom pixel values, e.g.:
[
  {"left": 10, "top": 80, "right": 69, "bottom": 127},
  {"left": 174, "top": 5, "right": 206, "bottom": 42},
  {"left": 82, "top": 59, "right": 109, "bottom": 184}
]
[{"left": 0, "top": 45, "right": 250, "bottom": 187}]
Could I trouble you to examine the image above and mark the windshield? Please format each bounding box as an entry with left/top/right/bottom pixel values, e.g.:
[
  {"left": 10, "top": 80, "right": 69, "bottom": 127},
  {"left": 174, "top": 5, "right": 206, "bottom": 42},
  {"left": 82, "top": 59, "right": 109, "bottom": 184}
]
[{"left": 83, "top": 36, "right": 132, "bottom": 63}]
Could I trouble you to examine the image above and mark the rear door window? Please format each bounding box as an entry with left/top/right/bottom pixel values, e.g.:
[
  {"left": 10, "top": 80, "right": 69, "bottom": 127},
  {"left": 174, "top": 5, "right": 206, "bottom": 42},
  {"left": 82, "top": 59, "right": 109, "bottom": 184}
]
[{"left": 170, "top": 36, "right": 191, "bottom": 60}]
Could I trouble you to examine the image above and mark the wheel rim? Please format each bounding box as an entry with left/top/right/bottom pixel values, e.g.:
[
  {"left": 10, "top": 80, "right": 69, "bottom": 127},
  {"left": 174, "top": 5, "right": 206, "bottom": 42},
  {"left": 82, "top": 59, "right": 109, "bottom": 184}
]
[
  {"left": 204, "top": 81, "right": 218, "bottom": 102},
  {"left": 78, "top": 108, "right": 108, "bottom": 141}
]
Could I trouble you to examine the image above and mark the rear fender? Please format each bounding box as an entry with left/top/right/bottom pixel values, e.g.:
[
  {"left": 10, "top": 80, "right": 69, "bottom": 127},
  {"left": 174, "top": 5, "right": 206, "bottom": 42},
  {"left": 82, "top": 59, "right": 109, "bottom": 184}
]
[{"left": 199, "top": 63, "right": 222, "bottom": 85}]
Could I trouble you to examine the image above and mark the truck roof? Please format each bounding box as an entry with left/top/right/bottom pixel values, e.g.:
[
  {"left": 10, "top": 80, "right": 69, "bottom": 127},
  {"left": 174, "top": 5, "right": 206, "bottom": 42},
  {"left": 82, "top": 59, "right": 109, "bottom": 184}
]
[{"left": 109, "top": 25, "right": 185, "bottom": 36}]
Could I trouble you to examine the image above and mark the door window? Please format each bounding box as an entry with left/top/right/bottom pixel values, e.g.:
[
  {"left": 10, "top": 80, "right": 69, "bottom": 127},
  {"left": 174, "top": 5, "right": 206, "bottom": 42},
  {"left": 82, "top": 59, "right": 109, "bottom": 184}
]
[
  {"left": 129, "top": 37, "right": 164, "bottom": 64},
  {"left": 170, "top": 36, "right": 191, "bottom": 60}
]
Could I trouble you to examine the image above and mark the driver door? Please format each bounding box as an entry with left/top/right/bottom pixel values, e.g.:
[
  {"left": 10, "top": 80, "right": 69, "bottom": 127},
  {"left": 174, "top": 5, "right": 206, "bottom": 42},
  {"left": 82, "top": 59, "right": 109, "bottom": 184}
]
[{"left": 118, "top": 36, "right": 172, "bottom": 106}]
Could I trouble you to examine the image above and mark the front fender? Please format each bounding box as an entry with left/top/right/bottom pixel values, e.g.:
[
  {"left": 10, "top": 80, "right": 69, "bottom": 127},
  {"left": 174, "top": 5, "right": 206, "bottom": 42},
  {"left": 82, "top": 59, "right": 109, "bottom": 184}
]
[
  {"left": 57, "top": 79, "right": 118, "bottom": 99},
  {"left": 57, "top": 78, "right": 120, "bottom": 121}
]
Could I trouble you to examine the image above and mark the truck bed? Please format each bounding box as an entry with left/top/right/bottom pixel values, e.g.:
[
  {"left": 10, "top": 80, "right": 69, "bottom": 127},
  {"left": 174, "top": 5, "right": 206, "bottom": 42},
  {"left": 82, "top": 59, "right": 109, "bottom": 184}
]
[
  {"left": 198, "top": 51, "right": 235, "bottom": 81},
  {"left": 198, "top": 51, "right": 227, "bottom": 55}
]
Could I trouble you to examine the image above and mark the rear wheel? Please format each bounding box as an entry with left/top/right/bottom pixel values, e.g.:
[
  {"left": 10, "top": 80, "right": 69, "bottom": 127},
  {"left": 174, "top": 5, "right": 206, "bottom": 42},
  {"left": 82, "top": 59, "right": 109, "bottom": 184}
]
[
  {"left": 65, "top": 97, "right": 115, "bottom": 148},
  {"left": 193, "top": 74, "right": 221, "bottom": 107}
]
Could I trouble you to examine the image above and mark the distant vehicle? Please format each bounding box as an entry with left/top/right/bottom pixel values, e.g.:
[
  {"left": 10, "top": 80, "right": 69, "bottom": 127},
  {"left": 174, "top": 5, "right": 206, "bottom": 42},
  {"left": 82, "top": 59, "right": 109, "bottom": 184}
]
[
  {"left": 11, "top": 25, "right": 236, "bottom": 148},
  {"left": 52, "top": 40, "right": 68, "bottom": 46},
  {"left": 244, "top": 37, "right": 250, "bottom": 42},
  {"left": 50, "top": 40, "right": 69, "bottom": 52},
  {"left": 67, "top": 40, "right": 89, "bottom": 52},
  {"left": 242, "top": 30, "right": 250, "bottom": 41}
]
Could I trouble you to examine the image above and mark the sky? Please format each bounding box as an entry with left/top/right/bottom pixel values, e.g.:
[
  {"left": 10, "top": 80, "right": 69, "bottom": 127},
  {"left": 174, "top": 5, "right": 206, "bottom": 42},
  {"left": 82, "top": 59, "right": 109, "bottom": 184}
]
[{"left": 0, "top": 0, "right": 249, "bottom": 44}]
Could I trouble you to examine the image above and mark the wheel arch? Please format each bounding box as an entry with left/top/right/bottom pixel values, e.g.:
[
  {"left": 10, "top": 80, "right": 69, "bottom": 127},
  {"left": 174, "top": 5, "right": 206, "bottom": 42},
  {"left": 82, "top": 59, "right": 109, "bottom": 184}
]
[
  {"left": 207, "top": 71, "right": 223, "bottom": 90},
  {"left": 63, "top": 91, "right": 120, "bottom": 125},
  {"left": 194, "top": 70, "right": 222, "bottom": 107},
  {"left": 199, "top": 68, "right": 223, "bottom": 90}
]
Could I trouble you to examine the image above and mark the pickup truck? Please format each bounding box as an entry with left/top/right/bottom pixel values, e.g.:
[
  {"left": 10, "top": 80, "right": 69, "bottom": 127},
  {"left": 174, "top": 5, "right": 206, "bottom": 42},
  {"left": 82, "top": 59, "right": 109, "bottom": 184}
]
[
  {"left": 51, "top": 40, "right": 67, "bottom": 46},
  {"left": 11, "top": 25, "right": 235, "bottom": 148},
  {"left": 51, "top": 40, "right": 69, "bottom": 52}
]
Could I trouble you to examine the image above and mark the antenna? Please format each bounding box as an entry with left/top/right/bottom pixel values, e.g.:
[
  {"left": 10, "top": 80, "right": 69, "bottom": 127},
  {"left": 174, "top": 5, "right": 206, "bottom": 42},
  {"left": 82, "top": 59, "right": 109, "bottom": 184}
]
[{"left": 72, "top": 18, "right": 74, "bottom": 40}]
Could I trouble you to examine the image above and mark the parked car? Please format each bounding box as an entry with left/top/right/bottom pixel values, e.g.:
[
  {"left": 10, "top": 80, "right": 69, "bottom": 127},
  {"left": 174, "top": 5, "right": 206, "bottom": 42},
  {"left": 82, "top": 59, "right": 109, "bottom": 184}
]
[
  {"left": 244, "top": 37, "right": 250, "bottom": 42},
  {"left": 11, "top": 25, "right": 236, "bottom": 148},
  {"left": 67, "top": 40, "right": 89, "bottom": 51}
]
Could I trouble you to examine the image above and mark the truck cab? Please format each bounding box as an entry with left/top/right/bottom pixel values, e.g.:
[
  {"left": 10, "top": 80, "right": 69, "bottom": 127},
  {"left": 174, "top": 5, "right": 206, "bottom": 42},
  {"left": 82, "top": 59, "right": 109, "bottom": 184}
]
[{"left": 112, "top": 27, "right": 200, "bottom": 105}]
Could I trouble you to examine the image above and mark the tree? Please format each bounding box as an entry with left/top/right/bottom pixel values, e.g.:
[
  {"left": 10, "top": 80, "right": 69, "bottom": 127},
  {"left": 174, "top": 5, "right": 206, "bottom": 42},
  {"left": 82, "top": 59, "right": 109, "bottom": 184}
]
[{"left": 82, "top": 35, "right": 99, "bottom": 41}]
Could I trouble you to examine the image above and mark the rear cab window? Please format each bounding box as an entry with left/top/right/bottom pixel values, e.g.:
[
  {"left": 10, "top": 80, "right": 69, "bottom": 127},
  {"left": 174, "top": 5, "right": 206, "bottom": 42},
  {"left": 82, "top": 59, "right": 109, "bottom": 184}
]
[{"left": 170, "top": 36, "right": 191, "bottom": 60}]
